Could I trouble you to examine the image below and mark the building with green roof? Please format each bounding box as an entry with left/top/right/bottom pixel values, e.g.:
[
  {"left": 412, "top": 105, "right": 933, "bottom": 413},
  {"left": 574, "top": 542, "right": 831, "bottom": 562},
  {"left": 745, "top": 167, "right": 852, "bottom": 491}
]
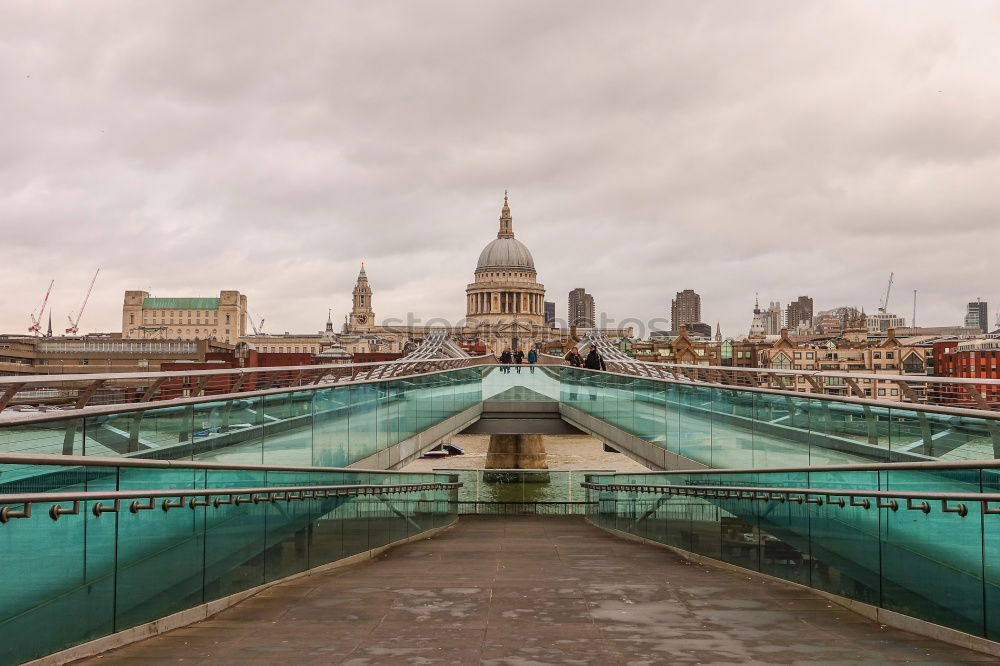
[{"left": 122, "top": 290, "right": 247, "bottom": 344}]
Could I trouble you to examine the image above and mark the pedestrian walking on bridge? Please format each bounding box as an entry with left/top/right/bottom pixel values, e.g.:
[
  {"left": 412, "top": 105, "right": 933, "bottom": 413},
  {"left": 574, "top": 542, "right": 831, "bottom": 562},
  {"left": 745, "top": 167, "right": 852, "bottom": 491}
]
[
  {"left": 585, "top": 347, "right": 606, "bottom": 371},
  {"left": 499, "top": 348, "right": 512, "bottom": 374}
]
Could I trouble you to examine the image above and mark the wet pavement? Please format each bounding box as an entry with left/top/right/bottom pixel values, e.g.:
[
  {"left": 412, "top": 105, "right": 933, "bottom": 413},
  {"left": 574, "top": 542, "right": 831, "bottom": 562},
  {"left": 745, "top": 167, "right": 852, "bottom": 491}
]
[{"left": 79, "top": 516, "right": 993, "bottom": 665}]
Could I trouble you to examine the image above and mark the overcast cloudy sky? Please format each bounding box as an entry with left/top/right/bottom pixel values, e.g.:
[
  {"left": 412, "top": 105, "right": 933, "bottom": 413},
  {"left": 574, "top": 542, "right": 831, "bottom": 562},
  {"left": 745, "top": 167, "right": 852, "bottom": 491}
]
[{"left": 2, "top": 1, "right": 998, "bottom": 338}]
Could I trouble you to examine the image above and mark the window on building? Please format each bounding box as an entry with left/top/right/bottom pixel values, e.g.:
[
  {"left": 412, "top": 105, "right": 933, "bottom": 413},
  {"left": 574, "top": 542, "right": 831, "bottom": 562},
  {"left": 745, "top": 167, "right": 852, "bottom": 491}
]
[
  {"left": 794, "top": 352, "right": 802, "bottom": 359},
  {"left": 878, "top": 388, "right": 886, "bottom": 396},
  {"left": 885, "top": 352, "right": 894, "bottom": 359},
  {"left": 772, "top": 354, "right": 792, "bottom": 370},
  {"left": 873, "top": 352, "right": 881, "bottom": 359}
]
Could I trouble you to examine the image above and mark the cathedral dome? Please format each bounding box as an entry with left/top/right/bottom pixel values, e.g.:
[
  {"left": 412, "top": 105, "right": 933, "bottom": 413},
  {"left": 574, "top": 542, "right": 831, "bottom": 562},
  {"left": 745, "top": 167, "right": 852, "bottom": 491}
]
[
  {"left": 476, "top": 237, "right": 535, "bottom": 271},
  {"left": 475, "top": 192, "right": 536, "bottom": 273}
]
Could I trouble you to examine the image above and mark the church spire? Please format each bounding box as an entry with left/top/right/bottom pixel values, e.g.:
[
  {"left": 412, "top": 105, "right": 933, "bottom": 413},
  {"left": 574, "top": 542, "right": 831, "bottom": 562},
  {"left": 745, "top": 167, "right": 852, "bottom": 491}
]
[
  {"left": 749, "top": 294, "right": 766, "bottom": 341},
  {"left": 498, "top": 190, "right": 514, "bottom": 239}
]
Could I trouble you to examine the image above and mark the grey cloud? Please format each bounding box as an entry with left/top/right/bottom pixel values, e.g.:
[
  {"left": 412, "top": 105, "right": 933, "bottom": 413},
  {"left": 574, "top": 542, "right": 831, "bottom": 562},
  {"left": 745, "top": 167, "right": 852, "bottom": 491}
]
[{"left": 1, "top": 0, "right": 999, "bottom": 338}]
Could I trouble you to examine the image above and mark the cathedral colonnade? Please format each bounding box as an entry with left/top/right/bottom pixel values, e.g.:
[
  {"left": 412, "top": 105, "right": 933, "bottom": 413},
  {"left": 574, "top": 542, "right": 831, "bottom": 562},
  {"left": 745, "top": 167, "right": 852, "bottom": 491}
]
[{"left": 467, "top": 291, "right": 545, "bottom": 315}]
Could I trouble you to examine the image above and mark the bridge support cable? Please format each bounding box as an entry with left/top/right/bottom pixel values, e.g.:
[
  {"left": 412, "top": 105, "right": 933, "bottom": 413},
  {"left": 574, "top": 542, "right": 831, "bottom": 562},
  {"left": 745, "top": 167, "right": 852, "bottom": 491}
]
[{"left": 576, "top": 331, "right": 682, "bottom": 379}]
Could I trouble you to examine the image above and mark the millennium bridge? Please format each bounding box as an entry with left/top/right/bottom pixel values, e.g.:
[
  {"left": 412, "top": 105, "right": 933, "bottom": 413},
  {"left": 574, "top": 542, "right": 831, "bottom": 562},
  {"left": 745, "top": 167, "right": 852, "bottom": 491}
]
[{"left": 2, "top": 345, "right": 1000, "bottom": 664}]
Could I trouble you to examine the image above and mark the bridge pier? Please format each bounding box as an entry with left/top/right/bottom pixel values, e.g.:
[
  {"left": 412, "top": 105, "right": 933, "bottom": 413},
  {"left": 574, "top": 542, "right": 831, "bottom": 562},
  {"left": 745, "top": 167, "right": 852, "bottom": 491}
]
[{"left": 485, "top": 434, "right": 548, "bottom": 469}]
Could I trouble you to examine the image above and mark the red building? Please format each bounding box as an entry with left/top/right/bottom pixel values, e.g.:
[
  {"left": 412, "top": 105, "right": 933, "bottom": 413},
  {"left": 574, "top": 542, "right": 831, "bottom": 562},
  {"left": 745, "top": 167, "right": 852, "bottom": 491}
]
[
  {"left": 932, "top": 339, "right": 1000, "bottom": 405},
  {"left": 157, "top": 350, "right": 321, "bottom": 400}
]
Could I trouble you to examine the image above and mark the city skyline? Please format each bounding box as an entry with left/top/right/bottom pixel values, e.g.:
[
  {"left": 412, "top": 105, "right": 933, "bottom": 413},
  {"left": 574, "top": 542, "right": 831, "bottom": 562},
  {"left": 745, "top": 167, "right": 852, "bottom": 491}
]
[{"left": 3, "top": 2, "right": 1000, "bottom": 337}]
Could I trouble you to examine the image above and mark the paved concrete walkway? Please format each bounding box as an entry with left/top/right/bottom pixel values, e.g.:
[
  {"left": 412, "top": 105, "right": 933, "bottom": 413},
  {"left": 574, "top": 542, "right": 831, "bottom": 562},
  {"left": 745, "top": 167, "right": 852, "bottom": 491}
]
[{"left": 82, "top": 516, "right": 990, "bottom": 665}]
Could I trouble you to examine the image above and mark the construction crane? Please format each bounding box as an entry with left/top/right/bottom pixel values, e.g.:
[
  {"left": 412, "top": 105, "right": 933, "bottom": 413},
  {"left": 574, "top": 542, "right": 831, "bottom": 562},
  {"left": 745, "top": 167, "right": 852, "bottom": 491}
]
[
  {"left": 65, "top": 269, "right": 100, "bottom": 335},
  {"left": 28, "top": 279, "right": 55, "bottom": 335},
  {"left": 878, "top": 272, "right": 894, "bottom": 314},
  {"left": 241, "top": 303, "right": 265, "bottom": 336}
]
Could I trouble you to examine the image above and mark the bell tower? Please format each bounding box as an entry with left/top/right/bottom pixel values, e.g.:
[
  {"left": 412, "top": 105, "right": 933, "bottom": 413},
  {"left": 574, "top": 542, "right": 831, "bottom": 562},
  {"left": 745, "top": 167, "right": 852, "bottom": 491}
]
[{"left": 350, "top": 263, "right": 374, "bottom": 330}]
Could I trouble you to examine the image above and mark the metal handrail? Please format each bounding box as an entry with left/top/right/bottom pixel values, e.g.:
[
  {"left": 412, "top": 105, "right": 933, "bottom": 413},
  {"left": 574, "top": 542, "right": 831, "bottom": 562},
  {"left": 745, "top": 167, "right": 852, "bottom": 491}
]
[
  {"left": 580, "top": 482, "right": 1000, "bottom": 517},
  {"left": 555, "top": 334, "right": 994, "bottom": 387},
  {"left": 0, "top": 361, "right": 489, "bottom": 424},
  {"left": 0, "top": 355, "right": 492, "bottom": 413},
  {"left": 541, "top": 353, "right": 996, "bottom": 386},
  {"left": 11, "top": 360, "right": 996, "bottom": 426},
  {"left": 0, "top": 452, "right": 459, "bottom": 476},
  {"left": 0, "top": 481, "right": 462, "bottom": 523},
  {"left": 0, "top": 356, "right": 492, "bottom": 386},
  {"left": 548, "top": 331, "right": 1000, "bottom": 412},
  {"left": 557, "top": 365, "right": 1000, "bottom": 419},
  {"left": 582, "top": 459, "right": 1000, "bottom": 475},
  {"left": 6, "top": 359, "right": 1000, "bottom": 436},
  {"left": 558, "top": 360, "right": 1000, "bottom": 388},
  {"left": 663, "top": 363, "right": 998, "bottom": 388}
]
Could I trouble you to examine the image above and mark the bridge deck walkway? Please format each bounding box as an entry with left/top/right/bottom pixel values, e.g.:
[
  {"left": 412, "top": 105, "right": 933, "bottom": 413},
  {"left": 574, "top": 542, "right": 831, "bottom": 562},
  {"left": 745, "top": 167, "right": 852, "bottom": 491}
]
[{"left": 82, "top": 516, "right": 989, "bottom": 665}]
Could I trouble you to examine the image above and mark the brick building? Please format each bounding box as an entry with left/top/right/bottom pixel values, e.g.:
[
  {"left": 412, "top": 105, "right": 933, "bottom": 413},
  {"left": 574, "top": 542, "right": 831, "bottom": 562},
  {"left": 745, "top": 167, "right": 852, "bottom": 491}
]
[
  {"left": 933, "top": 339, "right": 1000, "bottom": 405},
  {"left": 670, "top": 289, "right": 701, "bottom": 334}
]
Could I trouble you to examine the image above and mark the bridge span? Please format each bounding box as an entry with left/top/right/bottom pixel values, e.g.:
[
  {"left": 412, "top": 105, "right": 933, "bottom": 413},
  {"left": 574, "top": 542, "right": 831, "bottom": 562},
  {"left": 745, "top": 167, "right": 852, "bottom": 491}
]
[
  {"left": 3, "top": 359, "right": 1000, "bottom": 662},
  {"left": 72, "top": 516, "right": 987, "bottom": 665}
]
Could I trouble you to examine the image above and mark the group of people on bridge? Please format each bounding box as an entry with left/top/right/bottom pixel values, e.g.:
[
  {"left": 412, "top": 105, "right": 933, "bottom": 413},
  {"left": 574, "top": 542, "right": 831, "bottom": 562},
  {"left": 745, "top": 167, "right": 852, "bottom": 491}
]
[
  {"left": 498, "top": 347, "right": 538, "bottom": 373},
  {"left": 565, "top": 347, "right": 607, "bottom": 371},
  {"left": 497, "top": 346, "right": 606, "bottom": 374}
]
